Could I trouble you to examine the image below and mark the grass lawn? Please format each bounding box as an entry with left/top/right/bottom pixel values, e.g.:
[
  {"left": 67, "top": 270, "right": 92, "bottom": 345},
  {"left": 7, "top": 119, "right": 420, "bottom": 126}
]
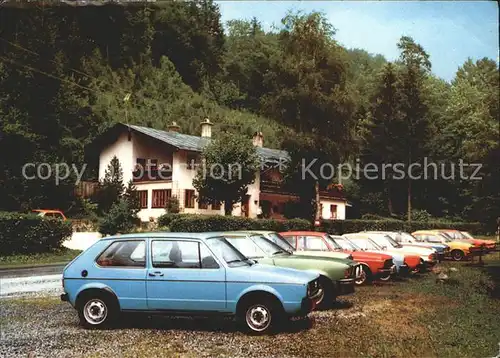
[
  {"left": 2, "top": 255, "right": 500, "bottom": 357},
  {"left": 0, "top": 248, "right": 82, "bottom": 268}
]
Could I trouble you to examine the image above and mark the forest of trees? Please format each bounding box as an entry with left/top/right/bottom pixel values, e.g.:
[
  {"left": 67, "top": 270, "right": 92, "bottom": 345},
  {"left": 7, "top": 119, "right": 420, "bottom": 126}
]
[{"left": 0, "top": 1, "right": 498, "bottom": 230}]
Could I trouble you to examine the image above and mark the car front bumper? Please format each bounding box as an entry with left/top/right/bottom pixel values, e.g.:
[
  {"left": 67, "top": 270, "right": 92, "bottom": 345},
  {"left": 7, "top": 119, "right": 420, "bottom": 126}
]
[
  {"left": 334, "top": 278, "right": 356, "bottom": 296},
  {"left": 296, "top": 296, "right": 316, "bottom": 316}
]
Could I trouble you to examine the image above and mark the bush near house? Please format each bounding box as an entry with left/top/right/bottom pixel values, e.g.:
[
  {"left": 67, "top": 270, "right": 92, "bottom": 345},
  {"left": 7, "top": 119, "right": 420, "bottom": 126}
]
[
  {"left": 168, "top": 214, "right": 311, "bottom": 233},
  {"left": 0, "top": 212, "right": 73, "bottom": 255},
  {"left": 320, "top": 219, "right": 484, "bottom": 235}
]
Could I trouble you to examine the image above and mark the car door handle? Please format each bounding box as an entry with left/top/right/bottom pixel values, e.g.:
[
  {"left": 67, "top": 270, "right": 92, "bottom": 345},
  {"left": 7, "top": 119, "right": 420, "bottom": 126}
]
[{"left": 149, "top": 272, "right": 164, "bottom": 277}]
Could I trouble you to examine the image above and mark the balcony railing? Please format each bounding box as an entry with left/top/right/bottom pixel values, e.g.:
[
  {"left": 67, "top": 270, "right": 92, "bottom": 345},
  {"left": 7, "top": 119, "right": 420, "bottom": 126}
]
[
  {"left": 132, "top": 169, "right": 173, "bottom": 182},
  {"left": 260, "top": 180, "right": 345, "bottom": 199}
]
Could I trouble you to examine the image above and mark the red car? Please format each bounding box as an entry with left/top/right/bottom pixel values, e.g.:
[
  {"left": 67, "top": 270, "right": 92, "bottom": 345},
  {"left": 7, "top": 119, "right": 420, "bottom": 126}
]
[{"left": 280, "top": 231, "right": 396, "bottom": 285}]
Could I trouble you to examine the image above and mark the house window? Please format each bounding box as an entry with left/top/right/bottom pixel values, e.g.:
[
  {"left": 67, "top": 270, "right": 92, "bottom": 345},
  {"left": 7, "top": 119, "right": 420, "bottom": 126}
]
[
  {"left": 330, "top": 204, "right": 337, "bottom": 219},
  {"left": 198, "top": 197, "right": 209, "bottom": 210},
  {"left": 187, "top": 152, "right": 200, "bottom": 170},
  {"left": 212, "top": 201, "right": 221, "bottom": 210},
  {"left": 137, "top": 190, "right": 148, "bottom": 208},
  {"left": 184, "top": 190, "right": 195, "bottom": 208},
  {"left": 152, "top": 189, "right": 171, "bottom": 209}
]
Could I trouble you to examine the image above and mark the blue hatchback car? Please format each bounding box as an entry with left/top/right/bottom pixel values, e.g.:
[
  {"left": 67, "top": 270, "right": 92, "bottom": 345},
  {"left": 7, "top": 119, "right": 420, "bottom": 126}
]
[{"left": 61, "top": 233, "right": 321, "bottom": 334}]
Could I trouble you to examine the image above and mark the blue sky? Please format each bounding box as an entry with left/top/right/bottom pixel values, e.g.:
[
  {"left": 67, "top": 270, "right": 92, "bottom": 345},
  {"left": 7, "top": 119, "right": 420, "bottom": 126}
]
[{"left": 216, "top": 1, "right": 499, "bottom": 82}]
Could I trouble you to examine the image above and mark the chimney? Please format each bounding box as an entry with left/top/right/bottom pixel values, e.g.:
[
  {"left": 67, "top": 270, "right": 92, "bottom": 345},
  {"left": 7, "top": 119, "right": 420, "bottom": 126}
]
[
  {"left": 200, "top": 117, "right": 213, "bottom": 138},
  {"left": 167, "top": 121, "right": 180, "bottom": 132},
  {"left": 252, "top": 131, "right": 263, "bottom": 147}
]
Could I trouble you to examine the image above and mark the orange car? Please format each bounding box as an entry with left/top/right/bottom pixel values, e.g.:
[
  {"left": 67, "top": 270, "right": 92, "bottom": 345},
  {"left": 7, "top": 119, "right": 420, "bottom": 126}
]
[
  {"left": 436, "top": 229, "right": 495, "bottom": 251},
  {"left": 32, "top": 209, "right": 67, "bottom": 221}
]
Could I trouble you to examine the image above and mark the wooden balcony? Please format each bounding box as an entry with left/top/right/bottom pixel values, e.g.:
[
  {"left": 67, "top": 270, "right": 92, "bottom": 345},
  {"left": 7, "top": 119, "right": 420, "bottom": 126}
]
[{"left": 132, "top": 169, "right": 173, "bottom": 182}]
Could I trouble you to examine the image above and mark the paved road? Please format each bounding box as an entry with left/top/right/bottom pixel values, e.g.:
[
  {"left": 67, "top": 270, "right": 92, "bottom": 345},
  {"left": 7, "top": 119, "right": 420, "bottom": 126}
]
[
  {"left": 0, "top": 264, "right": 65, "bottom": 279},
  {"left": 0, "top": 265, "right": 65, "bottom": 298}
]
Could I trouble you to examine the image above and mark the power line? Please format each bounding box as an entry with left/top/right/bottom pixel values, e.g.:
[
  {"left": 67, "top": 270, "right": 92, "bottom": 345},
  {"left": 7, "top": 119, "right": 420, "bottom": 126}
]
[
  {"left": 0, "top": 37, "right": 107, "bottom": 86},
  {"left": 0, "top": 55, "right": 100, "bottom": 93}
]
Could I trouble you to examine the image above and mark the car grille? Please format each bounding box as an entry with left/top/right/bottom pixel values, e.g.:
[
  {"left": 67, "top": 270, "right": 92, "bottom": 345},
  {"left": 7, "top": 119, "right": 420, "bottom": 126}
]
[{"left": 383, "top": 259, "right": 394, "bottom": 269}]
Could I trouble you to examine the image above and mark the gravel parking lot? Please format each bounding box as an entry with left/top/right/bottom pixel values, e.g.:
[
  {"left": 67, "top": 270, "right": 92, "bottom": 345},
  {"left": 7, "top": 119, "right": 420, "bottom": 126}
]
[{"left": 1, "top": 262, "right": 500, "bottom": 358}]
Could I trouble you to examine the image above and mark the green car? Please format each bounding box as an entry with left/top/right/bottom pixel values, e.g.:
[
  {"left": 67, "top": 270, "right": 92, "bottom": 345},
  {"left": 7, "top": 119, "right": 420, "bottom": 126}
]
[{"left": 217, "top": 231, "right": 359, "bottom": 309}]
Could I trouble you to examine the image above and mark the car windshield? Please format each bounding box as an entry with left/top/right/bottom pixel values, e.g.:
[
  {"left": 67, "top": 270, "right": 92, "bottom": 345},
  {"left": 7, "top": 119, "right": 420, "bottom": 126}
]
[
  {"left": 349, "top": 237, "right": 382, "bottom": 251},
  {"left": 324, "top": 235, "right": 343, "bottom": 250},
  {"left": 265, "top": 232, "right": 295, "bottom": 253},
  {"left": 370, "top": 234, "right": 399, "bottom": 248},
  {"left": 206, "top": 237, "right": 252, "bottom": 267},
  {"left": 224, "top": 235, "right": 288, "bottom": 259},
  {"left": 400, "top": 232, "right": 417, "bottom": 243},
  {"left": 331, "top": 236, "right": 358, "bottom": 251},
  {"left": 461, "top": 231, "right": 473, "bottom": 239}
]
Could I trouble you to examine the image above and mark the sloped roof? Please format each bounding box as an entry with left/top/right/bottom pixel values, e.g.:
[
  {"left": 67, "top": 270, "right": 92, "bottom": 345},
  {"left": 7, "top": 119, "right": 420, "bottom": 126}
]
[{"left": 125, "top": 124, "right": 290, "bottom": 163}]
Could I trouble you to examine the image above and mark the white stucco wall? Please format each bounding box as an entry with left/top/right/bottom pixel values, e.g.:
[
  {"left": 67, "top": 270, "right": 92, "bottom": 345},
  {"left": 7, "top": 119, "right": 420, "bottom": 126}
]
[
  {"left": 99, "top": 132, "right": 134, "bottom": 183},
  {"left": 320, "top": 199, "right": 346, "bottom": 220}
]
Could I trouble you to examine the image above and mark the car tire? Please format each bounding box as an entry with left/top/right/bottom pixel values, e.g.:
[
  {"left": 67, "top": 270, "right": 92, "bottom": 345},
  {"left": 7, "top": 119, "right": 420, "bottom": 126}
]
[
  {"left": 355, "top": 265, "right": 372, "bottom": 285},
  {"left": 77, "top": 292, "right": 117, "bottom": 329},
  {"left": 240, "top": 298, "right": 281, "bottom": 334},
  {"left": 315, "top": 277, "right": 334, "bottom": 310},
  {"left": 451, "top": 249, "right": 465, "bottom": 261}
]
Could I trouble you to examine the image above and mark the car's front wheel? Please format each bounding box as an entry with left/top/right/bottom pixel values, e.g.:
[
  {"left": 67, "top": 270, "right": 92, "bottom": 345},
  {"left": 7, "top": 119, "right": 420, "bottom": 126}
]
[
  {"left": 451, "top": 249, "right": 465, "bottom": 261},
  {"left": 241, "top": 299, "right": 280, "bottom": 334},
  {"left": 77, "top": 293, "right": 117, "bottom": 329},
  {"left": 355, "top": 265, "right": 372, "bottom": 285}
]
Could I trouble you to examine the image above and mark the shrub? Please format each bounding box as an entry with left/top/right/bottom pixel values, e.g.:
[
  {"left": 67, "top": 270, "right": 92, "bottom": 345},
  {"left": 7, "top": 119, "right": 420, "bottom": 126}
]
[
  {"left": 411, "top": 209, "right": 432, "bottom": 222},
  {"left": 165, "top": 196, "right": 180, "bottom": 213},
  {"left": 169, "top": 214, "right": 311, "bottom": 232},
  {"left": 99, "top": 199, "right": 140, "bottom": 236},
  {"left": 0, "top": 211, "right": 73, "bottom": 255},
  {"left": 319, "top": 219, "right": 484, "bottom": 235},
  {"left": 157, "top": 213, "right": 191, "bottom": 228},
  {"left": 361, "top": 213, "right": 401, "bottom": 221}
]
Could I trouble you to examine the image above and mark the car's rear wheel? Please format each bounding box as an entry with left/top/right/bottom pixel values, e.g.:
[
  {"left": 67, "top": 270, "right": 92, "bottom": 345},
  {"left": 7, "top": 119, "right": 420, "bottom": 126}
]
[
  {"left": 355, "top": 265, "right": 371, "bottom": 285},
  {"left": 451, "top": 249, "right": 465, "bottom": 261},
  {"left": 77, "top": 292, "right": 117, "bottom": 329}
]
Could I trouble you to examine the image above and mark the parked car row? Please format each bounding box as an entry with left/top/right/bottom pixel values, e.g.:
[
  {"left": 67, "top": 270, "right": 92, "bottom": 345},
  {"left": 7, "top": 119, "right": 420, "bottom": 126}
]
[{"left": 60, "top": 229, "right": 495, "bottom": 334}]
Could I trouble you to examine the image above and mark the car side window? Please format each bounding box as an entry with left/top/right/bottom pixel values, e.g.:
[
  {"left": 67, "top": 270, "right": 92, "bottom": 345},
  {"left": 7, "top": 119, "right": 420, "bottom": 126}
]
[
  {"left": 427, "top": 235, "right": 442, "bottom": 243},
  {"left": 96, "top": 240, "right": 145, "bottom": 268},
  {"left": 151, "top": 240, "right": 219, "bottom": 269},
  {"left": 302, "top": 236, "right": 329, "bottom": 251}
]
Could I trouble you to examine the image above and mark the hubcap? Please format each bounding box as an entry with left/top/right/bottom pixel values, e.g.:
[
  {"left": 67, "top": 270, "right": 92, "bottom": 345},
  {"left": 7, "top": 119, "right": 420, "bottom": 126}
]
[
  {"left": 246, "top": 304, "right": 271, "bottom": 332},
  {"left": 355, "top": 269, "right": 367, "bottom": 285},
  {"left": 453, "top": 251, "right": 463, "bottom": 261},
  {"left": 83, "top": 299, "right": 108, "bottom": 325},
  {"left": 315, "top": 284, "right": 325, "bottom": 305}
]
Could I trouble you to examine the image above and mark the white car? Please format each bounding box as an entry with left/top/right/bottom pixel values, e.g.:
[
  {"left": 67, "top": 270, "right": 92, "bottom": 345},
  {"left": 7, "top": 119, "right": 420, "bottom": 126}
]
[
  {"left": 359, "top": 232, "right": 438, "bottom": 266},
  {"left": 371, "top": 231, "right": 449, "bottom": 261}
]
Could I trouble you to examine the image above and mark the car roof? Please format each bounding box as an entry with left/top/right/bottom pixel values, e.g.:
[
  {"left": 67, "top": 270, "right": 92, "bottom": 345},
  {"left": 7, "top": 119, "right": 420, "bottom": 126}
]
[
  {"left": 32, "top": 209, "right": 63, "bottom": 213},
  {"left": 100, "top": 232, "right": 220, "bottom": 241},
  {"left": 280, "top": 231, "right": 326, "bottom": 236}
]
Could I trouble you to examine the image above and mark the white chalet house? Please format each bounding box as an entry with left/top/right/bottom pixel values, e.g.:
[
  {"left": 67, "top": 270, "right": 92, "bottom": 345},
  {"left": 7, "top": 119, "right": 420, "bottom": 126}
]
[{"left": 93, "top": 120, "right": 347, "bottom": 222}]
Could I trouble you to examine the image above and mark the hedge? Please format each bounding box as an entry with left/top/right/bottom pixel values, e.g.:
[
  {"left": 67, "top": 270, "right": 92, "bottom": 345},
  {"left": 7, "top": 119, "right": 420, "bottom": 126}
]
[
  {"left": 319, "top": 219, "right": 484, "bottom": 235},
  {"left": 0, "top": 212, "right": 73, "bottom": 255},
  {"left": 168, "top": 214, "right": 312, "bottom": 233}
]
